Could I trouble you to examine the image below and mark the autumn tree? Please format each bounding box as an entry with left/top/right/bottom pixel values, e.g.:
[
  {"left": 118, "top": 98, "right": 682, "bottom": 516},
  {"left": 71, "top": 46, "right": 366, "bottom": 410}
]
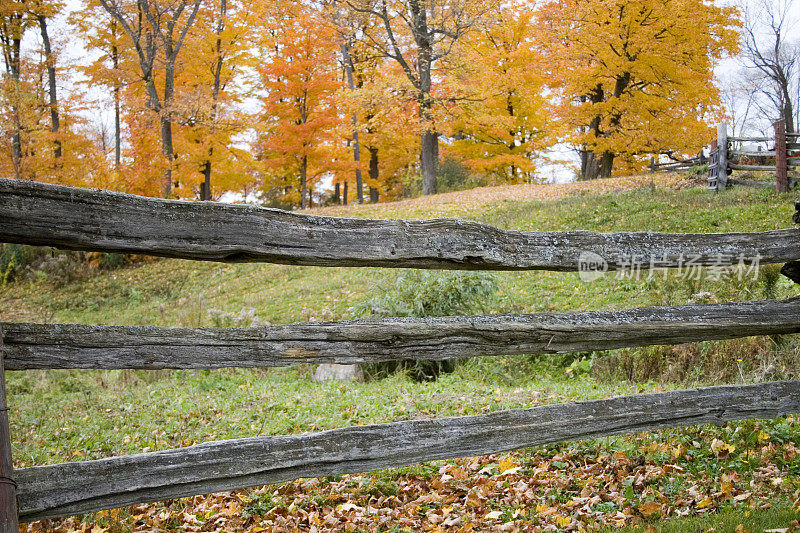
[
  {"left": 71, "top": 0, "right": 127, "bottom": 170},
  {"left": 338, "top": 57, "right": 420, "bottom": 201},
  {"left": 31, "top": 0, "right": 62, "bottom": 162},
  {"left": 448, "top": 6, "right": 549, "bottom": 183},
  {"left": 172, "top": 0, "right": 261, "bottom": 200},
  {"left": 349, "top": 0, "right": 492, "bottom": 195},
  {"left": 1, "top": 0, "right": 27, "bottom": 176},
  {"left": 539, "top": 0, "right": 739, "bottom": 179},
  {"left": 97, "top": 0, "right": 201, "bottom": 197},
  {"left": 257, "top": 2, "right": 343, "bottom": 208},
  {"left": 326, "top": 0, "right": 367, "bottom": 203},
  {"left": 1, "top": 0, "right": 104, "bottom": 183}
]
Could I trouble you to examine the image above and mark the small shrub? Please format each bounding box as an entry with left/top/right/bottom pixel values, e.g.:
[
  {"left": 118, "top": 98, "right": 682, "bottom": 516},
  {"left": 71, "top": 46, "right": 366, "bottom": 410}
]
[
  {"left": 175, "top": 295, "right": 209, "bottom": 327},
  {"left": 436, "top": 157, "right": 485, "bottom": 193},
  {"left": 208, "top": 307, "right": 268, "bottom": 327},
  {"left": 350, "top": 270, "right": 500, "bottom": 381},
  {"left": 687, "top": 163, "right": 708, "bottom": 176},
  {"left": 593, "top": 336, "right": 800, "bottom": 384},
  {"left": 1, "top": 244, "right": 139, "bottom": 286},
  {"left": 395, "top": 157, "right": 486, "bottom": 198},
  {"left": 759, "top": 263, "right": 782, "bottom": 300},
  {"left": 0, "top": 244, "right": 34, "bottom": 284}
]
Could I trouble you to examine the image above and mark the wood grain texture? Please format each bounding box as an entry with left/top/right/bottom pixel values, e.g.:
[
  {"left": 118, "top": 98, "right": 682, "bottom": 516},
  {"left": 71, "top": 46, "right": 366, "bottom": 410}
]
[
  {"left": 729, "top": 164, "right": 776, "bottom": 172},
  {"left": 717, "top": 124, "right": 729, "bottom": 190},
  {"left": 729, "top": 150, "right": 777, "bottom": 157},
  {"left": 3, "top": 298, "right": 800, "bottom": 370},
  {"left": 15, "top": 381, "right": 800, "bottom": 522},
  {"left": 0, "top": 329, "right": 19, "bottom": 532},
  {"left": 1, "top": 179, "right": 798, "bottom": 271}
]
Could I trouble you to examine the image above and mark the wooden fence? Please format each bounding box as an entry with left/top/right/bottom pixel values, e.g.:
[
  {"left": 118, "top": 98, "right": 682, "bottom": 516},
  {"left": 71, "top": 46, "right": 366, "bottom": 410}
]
[
  {"left": 1, "top": 178, "right": 800, "bottom": 527},
  {"left": 649, "top": 152, "right": 706, "bottom": 174},
  {"left": 650, "top": 150, "right": 708, "bottom": 172},
  {"left": 709, "top": 120, "right": 800, "bottom": 192}
]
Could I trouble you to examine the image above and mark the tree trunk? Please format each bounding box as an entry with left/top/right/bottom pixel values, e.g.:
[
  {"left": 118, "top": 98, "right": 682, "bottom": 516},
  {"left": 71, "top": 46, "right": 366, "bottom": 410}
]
[
  {"left": 38, "top": 16, "right": 61, "bottom": 161},
  {"left": 368, "top": 145, "right": 379, "bottom": 203},
  {"left": 411, "top": 2, "right": 437, "bottom": 195},
  {"left": 160, "top": 115, "right": 174, "bottom": 198},
  {"left": 598, "top": 151, "right": 614, "bottom": 178},
  {"left": 3, "top": 32, "right": 23, "bottom": 178},
  {"left": 339, "top": 41, "right": 364, "bottom": 204},
  {"left": 343, "top": 181, "right": 348, "bottom": 205},
  {"left": 300, "top": 155, "right": 308, "bottom": 209},
  {"left": 580, "top": 86, "right": 610, "bottom": 180},
  {"left": 200, "top": 0, "right": 226, "bottom": 201},
  {"left": 352, "top": 130, "right": 364, "bottom": 203},
  {"left": 160, "top": 54, "right": 178, "bottom": 197},
  {"left": 783, "top": 98, "right": 794, "bottom": 135},
  {"left": 580, "top": 149, "right": 597, "bottom": 180},
  {"left": 143, "top": 73, "right": 168, "bottom": 194},
  {"left": 112, "top": 22, "right": 121, "bottom": 171},
  {"left": 421, "top": 130, "right": 438, "bottom": 195},
  {"left": 200, "top": 160, "right": 212, "bottom": 200},
  {"left": 581, "top": 150, "right": 613, "bottom": 180},
  {"left": 333, "top": 182, "right": 341, "bottom": 204}
]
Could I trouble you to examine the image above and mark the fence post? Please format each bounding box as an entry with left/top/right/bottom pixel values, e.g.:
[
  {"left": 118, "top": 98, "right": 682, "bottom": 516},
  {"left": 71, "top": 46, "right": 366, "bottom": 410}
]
[
  {"left": 775, "top": 120, "right": 788, "bottom": 193},
  {"left": 717, "top": 123, "right": 728, "bottom": 190},
  {"left": 0, "top": 328, "right": 18, "bottom": 532},
  {"left": 649, "top": 157, "right": 656, "bottom": 172},
  {"left": 708, "top": 139, "right": 718, "bottom": 189},
  {"left": 699, "top": 150, "right": 706, "bottom": 165}
]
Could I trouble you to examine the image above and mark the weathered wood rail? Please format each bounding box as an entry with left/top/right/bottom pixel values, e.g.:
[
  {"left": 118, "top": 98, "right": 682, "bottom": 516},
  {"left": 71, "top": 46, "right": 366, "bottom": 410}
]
[
  {"left": 2, "top": 179, "right": 800, "bottom": 271},
  {"left": 15, "top": 381, "right": 800, "bottom": 522},
  {"left": 0, "top": 179, "right": 799, "bottom": 527},
  {"left": 3, "top": 298, "right": 800, "bottom": 369}
]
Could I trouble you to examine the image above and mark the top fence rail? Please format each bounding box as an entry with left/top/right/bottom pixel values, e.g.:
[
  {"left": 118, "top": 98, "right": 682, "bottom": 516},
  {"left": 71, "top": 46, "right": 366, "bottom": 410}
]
[{"left": 1, "top": 179, "right": 800, "bottom": 271}]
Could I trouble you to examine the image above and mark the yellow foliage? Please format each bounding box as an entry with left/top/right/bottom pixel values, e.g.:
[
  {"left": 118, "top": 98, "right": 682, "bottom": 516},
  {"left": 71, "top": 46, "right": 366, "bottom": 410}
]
[
  {"left": 447, "top": 5, "right": 550, "bottom": 183},
  {"left": 537, "top": 0, "right": 740, "bottom": 177}
]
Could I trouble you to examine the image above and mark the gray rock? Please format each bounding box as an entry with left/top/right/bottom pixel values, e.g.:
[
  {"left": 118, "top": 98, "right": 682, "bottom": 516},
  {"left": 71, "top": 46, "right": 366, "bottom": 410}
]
[{"left": 313, "top": 364, "right": 364, "bottom": 383}]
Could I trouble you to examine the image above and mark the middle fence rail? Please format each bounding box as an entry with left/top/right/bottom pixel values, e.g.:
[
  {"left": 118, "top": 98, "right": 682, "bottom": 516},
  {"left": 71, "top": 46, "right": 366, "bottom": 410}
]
[
  {"left": 3, "top": 299, "right": 800, "bottom": 370},
  {"left": 0, "top": 178, "right": 799, "bottom": 524}
]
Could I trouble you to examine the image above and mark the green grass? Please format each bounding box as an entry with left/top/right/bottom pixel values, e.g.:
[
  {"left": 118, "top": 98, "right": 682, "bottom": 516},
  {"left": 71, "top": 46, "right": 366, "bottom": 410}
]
[
  {"left": 10, "top": 366, "right": 656, "bottom": 467},
  {"left": 604, "top": 502, "right": 800, "bottom": 532}
]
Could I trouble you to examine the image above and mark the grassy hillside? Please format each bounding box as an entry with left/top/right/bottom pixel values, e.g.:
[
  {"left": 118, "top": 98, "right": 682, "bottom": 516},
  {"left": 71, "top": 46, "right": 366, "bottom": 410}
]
[{"left": 4, "top": 174, "right": 800, "bottom": 532}]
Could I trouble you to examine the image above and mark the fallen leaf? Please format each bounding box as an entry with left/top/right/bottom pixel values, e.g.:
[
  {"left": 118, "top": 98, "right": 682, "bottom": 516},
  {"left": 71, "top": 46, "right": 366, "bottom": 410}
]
[{"left": 638, "top": 501, "right": 661, "bottom": 518}]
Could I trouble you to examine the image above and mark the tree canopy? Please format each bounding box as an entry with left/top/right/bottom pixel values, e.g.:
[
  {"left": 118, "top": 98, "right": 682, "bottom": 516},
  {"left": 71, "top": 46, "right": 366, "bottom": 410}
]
[{"left": 1, "top": 0, "right": 743, "bottom": 203}]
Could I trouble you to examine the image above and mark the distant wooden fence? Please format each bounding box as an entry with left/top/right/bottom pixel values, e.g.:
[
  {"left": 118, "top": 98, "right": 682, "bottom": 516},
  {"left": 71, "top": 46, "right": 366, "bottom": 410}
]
[
  {"left": 649, "top": 152, "right": 706, "bottom": 173},
  {"left": 1, "top": 179, "right": 800, "bottom": 527},
  {"left": 709, "top": 120, "right": 800, "bottom": 192}
]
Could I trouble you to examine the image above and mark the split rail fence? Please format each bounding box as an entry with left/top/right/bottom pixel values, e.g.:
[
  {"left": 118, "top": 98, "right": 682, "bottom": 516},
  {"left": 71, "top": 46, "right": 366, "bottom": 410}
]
[
  {"left": 649, "top": 152, "right": 706, "bottom": 174},
  {"left": 1, "top": 179, "right": 800, "bottom": 528},
  {"left": 708, "top": 120, "right": 800, "bottom": 192}
]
